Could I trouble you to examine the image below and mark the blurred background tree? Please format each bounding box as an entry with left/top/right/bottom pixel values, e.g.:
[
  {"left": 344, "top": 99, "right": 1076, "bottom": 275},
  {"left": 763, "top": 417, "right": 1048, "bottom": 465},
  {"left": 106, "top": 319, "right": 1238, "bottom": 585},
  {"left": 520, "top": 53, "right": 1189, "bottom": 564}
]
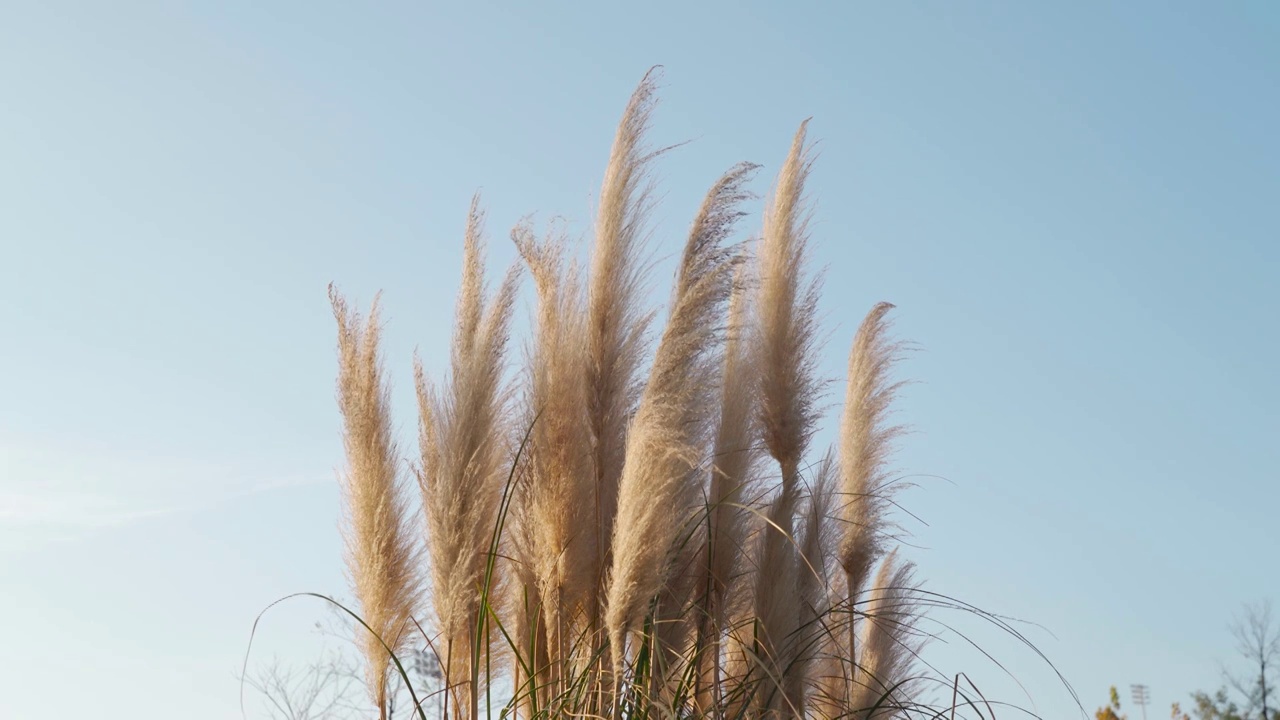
[{"left": 1174, "top": 601, "right": 1278, "bottom": 720}]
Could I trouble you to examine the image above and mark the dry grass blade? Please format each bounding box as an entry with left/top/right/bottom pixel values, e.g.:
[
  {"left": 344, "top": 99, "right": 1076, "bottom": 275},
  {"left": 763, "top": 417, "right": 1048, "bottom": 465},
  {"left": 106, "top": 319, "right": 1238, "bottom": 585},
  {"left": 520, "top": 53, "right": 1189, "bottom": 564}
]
[{"left": 330, "top": 286, "right": 423, "bottom": 719}]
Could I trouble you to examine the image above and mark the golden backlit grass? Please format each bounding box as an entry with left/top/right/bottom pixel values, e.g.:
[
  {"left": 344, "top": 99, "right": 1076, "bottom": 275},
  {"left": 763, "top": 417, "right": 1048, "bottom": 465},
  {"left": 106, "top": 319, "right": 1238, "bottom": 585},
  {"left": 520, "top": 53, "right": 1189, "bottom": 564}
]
[{"left": 326, "top": 70, "right": 934, "bottom": 720}]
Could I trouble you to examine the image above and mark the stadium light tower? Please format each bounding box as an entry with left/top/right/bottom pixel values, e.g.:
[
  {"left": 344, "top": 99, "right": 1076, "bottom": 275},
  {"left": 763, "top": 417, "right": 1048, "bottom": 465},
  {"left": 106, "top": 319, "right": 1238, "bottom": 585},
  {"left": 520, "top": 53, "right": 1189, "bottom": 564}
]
[{"left": 1130, "top": 684, "right": 1151, "bottom": 720}]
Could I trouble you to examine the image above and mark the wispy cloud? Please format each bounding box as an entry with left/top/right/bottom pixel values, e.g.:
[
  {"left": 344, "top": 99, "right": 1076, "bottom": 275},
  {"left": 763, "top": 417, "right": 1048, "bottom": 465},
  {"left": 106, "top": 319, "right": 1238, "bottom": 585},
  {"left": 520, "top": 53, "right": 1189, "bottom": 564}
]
[
  {"left": 0, "top": 490, "right": 176, "bottom": 529},
  {"left": 0, "top": 435, "right": 331, "bottom": 552}
]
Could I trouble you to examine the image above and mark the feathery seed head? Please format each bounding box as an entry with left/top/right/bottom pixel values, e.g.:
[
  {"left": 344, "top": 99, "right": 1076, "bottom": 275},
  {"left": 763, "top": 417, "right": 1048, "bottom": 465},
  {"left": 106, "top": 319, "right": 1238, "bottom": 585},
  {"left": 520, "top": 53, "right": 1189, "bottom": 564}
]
[
  {"left": 757, "top": 120, "right": 822, "bottom": 478},
  {"left": 415, "top": 199, "right": 521, "bottom": 714},
  {"left": 330, "top": 286, "right": 423, "bottom": 714},
  {"left": 606, "top": 162, "right": 756, "bottom": 663},
  {"left": 838, "top": 302, "right": 906, "bottom": 593},
  {"left": 511, "top": 221, "right": 597, "bottom": 686},
  {"left": 587, "top": 70, "right": 665, "bottom": 625}
]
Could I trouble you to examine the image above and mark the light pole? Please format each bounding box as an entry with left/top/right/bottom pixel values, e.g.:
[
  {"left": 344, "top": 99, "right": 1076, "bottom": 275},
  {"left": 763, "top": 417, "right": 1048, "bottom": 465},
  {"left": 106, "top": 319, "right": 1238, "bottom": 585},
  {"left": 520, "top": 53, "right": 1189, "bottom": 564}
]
[{"left": 1131, "top": 684, "right": 1151, "bottom": 720}]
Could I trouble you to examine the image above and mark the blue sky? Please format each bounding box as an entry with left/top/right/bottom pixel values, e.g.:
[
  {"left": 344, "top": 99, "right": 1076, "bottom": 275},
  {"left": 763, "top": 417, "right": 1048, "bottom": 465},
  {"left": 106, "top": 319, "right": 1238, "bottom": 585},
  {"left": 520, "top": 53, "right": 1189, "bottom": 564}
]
[{"left": 2, "top": 1, "right": 1277, "bottom": 718}]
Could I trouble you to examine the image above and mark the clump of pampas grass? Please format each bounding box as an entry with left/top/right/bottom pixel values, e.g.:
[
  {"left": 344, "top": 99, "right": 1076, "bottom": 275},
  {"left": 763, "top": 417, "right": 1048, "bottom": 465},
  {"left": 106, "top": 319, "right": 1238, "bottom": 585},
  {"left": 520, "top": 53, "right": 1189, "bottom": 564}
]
[{"left": 320, "top": 69, "right": 948, "bottom": 720}]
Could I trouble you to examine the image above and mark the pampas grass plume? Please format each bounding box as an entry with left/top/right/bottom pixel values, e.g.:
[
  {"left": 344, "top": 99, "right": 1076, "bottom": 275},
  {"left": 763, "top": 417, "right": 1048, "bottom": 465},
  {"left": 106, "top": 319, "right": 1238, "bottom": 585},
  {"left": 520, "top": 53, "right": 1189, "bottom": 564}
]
[
  {"left": 605, "top": 161, "right": 756, "bottom": 662},
  {"left": 330, "top": 287, "right": 423, "bottom": 719}
]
